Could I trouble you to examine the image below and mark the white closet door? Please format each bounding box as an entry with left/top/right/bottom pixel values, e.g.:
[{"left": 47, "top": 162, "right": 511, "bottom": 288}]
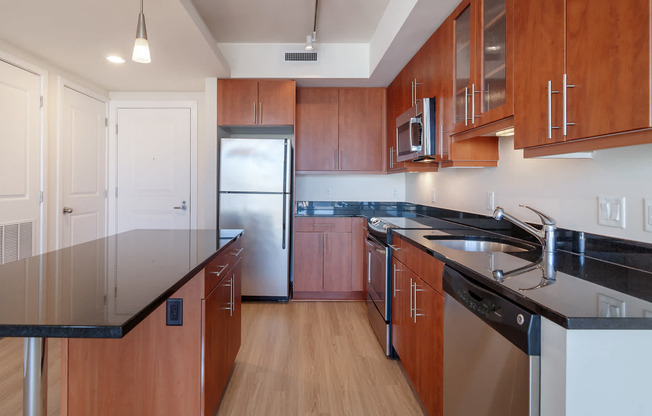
[
  {"left": 0, "top": 60, "right": 41, "bottom": 261},
  {"left": 116, "top": 108, "right": 191, "bottom": 233},
  {"left": 61, "top": 86, "right": 107, "bottom": 248}
]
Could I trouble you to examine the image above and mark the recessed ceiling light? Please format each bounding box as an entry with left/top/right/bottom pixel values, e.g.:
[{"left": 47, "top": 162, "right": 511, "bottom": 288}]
[{"left": 107, "top": 55, "right": 126, "bottom": 64}]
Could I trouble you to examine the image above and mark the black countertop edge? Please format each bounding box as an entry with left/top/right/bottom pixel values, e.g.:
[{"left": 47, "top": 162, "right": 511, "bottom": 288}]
[
  {"left": 1, "top": 230, "right": 246, "bottom": 340},
  {"left": 114, "top": 231, "right": 245, "bottom": 339},
  {"left": 295, "top": 201, "right": 652, "bottom": 274},
  {"left": 396, "top": 231, "right": 652, "bottom": 330}
]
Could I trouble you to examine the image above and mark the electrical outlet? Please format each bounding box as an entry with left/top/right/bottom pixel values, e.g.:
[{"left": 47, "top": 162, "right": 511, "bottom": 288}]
[
  {"left": 392, "top": 188, "right": 399, "bottom": 198},
  {"left": 486, "top": 191, "right": 495, "bottom": 211},
  {"left": 598, "top": 293, "right": 625, "bottom": 318},
  {"left": 166, "top": 298, "right": 183, "bottom": 326},
  {"left": 432, "top": 189, "right": 436, "bottom": 203},
  {"left": 644, "top": 198, "right": 652, "bottom": 232},
  {"left": 325, "top": 186, "right": 332, "bottom": 198},
  {"left": 597, "top": 196, "right": 626, "bottom": 229}
]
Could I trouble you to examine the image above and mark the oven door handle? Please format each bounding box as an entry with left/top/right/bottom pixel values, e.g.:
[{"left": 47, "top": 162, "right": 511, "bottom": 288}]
[{"left": 365, "top": 235, "right": 387, "bottom": 253}]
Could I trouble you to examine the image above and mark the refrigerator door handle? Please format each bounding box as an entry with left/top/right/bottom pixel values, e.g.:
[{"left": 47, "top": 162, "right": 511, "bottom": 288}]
[{"left": 282, "top": 193, "right": 287, "bottom": 249}]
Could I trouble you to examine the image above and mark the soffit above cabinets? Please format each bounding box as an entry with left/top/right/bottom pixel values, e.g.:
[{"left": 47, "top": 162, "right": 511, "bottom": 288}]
[{"left": 191, "top": 0, "right": 390, "bottom": 43}]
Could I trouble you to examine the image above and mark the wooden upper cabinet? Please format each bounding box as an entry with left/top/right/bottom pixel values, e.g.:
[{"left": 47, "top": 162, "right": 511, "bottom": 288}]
[
  {"left": 514, "top": 0, "right": 652, "bottom": 151},
  {"left": 565, "top": 0, "right": 651, "bottom": 141},
  {"left": 296, "top": 88, "right": 339, "bottom": 171},
  {"left": 295, "top": 87, "right": 386, "bottom": 173},
  {"left": 338, "top": 88, "right": 385, "bottom": 171},
  {"left": 513, "top": 0, "right": 565, "bottom": 148},
  {"left": 258, "top": 80, "right": 296, "bottom": 125},
  {"left": 217, "top": 79, "right": 295, "bottom": 126},
  {"left": 217, "top": 79, "right": 258, "bottom": 125},
  {"left": 452, "top": 0, "right": 513, "bottom": 134}
]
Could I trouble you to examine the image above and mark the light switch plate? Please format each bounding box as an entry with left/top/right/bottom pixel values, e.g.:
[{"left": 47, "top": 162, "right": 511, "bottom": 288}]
[
  {"left": 598, "top": 293, "right": 626, "bottom": 318},
  {"left": 325, "top": 186, "right": 332, "bottom": 198},
  {"left": 597, "top": 196, "right": 626, "bottom": 229},
  {"left": 644, "top": 198, "right": 652, "bottom": 232}
]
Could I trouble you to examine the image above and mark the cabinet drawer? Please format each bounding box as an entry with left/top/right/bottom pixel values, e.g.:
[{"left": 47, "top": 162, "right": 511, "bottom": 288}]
[
  {"left": 294, "top": 217, "right": 352, "bottom": 233},
  {"left": 393, "top": 234, "right": 443, "bottom": 295},
  {"left": 205, "top": 238, "right": 244, "bottom": 296},
  {"left": 391, "top": 233, "right": 408, "bottom": 265}
]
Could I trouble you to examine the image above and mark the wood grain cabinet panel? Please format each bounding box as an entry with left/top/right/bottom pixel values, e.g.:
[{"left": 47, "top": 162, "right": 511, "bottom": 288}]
[
  {"left": 514, "top": 0, "right": 652, "bottom": 153},
  {"left": 293, "top": 231, "right": 324, "bottom": 292},
  {"left": 323, "top": 232, "right": 353, "bottom": 292},
  {"left": 295, "top": 88, "right": 339, "bottom": 171},
  {"left": 338, "top": 88, "right": 385, "bottom": 172},
  {"left": 217, "top": 79, "right": 295, "bottom": 126},
  {"left": 391, "top": 238, "right": 444, "bottom": 416},
  {"left": 293, "top": 217, "right": 363, "bottom": 299},
  {"left": 295, "top": 88, "right": 386, "bottom": 173}
]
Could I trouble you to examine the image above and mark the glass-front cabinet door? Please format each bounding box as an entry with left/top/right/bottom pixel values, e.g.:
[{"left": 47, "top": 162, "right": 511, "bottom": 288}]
[
  {"left": 453, "top": 0, "right": 513, "bottom": 134},
  {"left": 454, "top": 2, "right": 473, "bottom": 129}
]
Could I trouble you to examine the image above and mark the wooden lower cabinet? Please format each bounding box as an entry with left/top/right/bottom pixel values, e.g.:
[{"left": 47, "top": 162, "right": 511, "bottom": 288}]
[
  {"left": 293, "top": 217, "right": 365, "bottom": 299},
  {"left": 63, "top": 250, "right": 244, "bottom": 416},
  {"left": 392, "top": 238, "right": 444, "bottom": 416},
  {"left": 203, "top": 259, "right": 242, "bottom": 416}
]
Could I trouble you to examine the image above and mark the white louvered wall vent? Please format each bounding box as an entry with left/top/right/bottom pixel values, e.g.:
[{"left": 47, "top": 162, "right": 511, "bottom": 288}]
[
  {"left": 0, "top": 221, "right": 33, "bottom": 265},
  {"left": 284, "top": 52, "right": 318, "bottom": 62}
]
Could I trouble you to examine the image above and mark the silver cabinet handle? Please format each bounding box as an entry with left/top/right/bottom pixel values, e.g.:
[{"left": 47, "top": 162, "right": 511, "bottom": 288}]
[
  {"left": 388, "top": 244, "right": 400, "bottom": 251},
  {"left": 563, "top": 74, "right": 575, "bottom": 136},
  {"left": 464, "top": 87, "right": 469, "bottom": 126},
  {"left": 230, "top": 275, "right": 234, "bottom": 316},
  {"left": 63, "top": 207, "right": 73, "bottom": 214},
  {"left": 210, "top": 264, "right": 229, "bottom": 277},
  {"left": 393, "top": 265, "right": 402, "bottom": 297},
  {"left": 253, "top": 102, "right": 256, "bottom": 124},
  {"left": 472, "top": 83, "right": 482, "bottom": 121},
  {"left": 367, "top": 251, "right": 372, "bottom": 284},
  {"left": 231, "top": 248, "right": 244, "bottom": 257},
  {"left": 414, "top": 283, "right": 425, "bottom": 323},
  {"left": 547, "top": 80, "right": 560, "bottom": 139},
  {"left": 173, "top": 201, "right": 187, "bottom": 211},
  {"left": 259, "top": 102, "right": 263, "bottom": 124},
  {"left": 409, "top": 279, "right": 414, "bottom": 318}
]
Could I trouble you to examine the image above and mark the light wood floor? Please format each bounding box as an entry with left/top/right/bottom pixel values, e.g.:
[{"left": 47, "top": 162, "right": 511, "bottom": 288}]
[
  {"left": 217, "top": 301, "right": 425, "bottom": 416},
  {"left": 0, "top": 337, "right": 61, "bottom": 416},
  {"left": 0, "top": 302, "right": 422, "bottom": 416}
]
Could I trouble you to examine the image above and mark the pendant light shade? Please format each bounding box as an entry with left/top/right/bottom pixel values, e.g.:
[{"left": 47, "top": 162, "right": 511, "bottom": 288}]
[
  {"left": 305, "top": 34, "right": 314, "bottom": 51},
  {"left": 132, "top": 0, "right": 151, "bottom": 63}
]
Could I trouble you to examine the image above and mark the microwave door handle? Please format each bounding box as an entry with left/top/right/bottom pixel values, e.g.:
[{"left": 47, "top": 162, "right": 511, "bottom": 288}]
[{"left": 409, "top": 117, "right": 423, "bottom": 152}]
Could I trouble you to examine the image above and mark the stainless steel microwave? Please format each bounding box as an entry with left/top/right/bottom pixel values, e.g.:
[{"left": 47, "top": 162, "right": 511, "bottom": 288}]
[{"left": 395, "top": 97, "right": 436, "bottom": 162}]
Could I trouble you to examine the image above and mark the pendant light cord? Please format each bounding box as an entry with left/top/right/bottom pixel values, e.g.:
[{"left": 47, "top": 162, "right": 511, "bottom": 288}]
[{"left": 312, "top": 0, "right": 318, "bottom": 39}]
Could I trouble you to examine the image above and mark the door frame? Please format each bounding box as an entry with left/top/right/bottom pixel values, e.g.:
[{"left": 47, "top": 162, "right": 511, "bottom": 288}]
[
  {"left": 54, "top": 77, "right": 109, "bottom": 249},
  {"left": 108, "top": 101, "right": 198, "bottom": 235},
  {"left": 0, "top": 50, "right": 47, "bottom": 255}
]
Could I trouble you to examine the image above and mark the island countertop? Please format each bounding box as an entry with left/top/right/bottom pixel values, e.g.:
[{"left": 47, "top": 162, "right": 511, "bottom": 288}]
[{"left": 0, "top": 229, "right": 243, "bottom": 339}]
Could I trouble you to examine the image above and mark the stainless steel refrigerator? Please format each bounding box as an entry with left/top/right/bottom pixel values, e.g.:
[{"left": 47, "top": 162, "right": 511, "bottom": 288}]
[{"left": 218, "top": 138, "right": 291, "bottom": 300}]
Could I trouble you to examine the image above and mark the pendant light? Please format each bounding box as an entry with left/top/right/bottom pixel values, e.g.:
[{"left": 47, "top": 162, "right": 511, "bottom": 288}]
[
  {"left": 305, "top": 0, "right": 318, "bottom": 51},
  {"left": 132, "top": 0, "right": 151, "bottom": 63}
]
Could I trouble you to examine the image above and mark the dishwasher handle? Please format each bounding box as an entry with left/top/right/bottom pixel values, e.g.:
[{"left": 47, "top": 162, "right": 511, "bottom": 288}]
[{"left": 443, "top": 265, "right": 541, "bottom": 356}]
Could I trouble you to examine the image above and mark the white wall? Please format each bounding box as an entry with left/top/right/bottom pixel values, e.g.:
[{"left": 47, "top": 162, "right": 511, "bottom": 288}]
[
  {"left": 405, "top": 136, "right": 652, "bottom": 243},
  {"left": 295, "top": 173, "right": 406, "bottom": 202}
]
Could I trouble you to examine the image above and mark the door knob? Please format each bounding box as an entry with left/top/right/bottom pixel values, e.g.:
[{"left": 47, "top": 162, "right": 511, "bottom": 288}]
[
  {"left": 173, "top": 201, "right": 188, "bottom": 211},
  {"left": 63, "top": 207, "right": 73, "bottom": 214}
]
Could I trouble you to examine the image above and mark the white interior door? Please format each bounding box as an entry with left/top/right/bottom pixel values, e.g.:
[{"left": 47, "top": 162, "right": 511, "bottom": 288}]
[
  {"left": 116, "top": 108, "right": 191, "bottom": 233},
  {"left": 0, "top": 60, "right": 41, "bottom": 262},
  {"left": 61, "top": 86, "right": 107, "bottom": 248}
]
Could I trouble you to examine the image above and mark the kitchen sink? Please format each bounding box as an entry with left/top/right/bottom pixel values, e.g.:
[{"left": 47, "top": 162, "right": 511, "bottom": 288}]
[{"left": 423, "top": 235, "right": 537, "bottom": 253}]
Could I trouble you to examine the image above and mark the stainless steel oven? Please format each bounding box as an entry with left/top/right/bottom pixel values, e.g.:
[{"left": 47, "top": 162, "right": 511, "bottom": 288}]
[{"left": 365, "top": 232, "right": 391, "bottom": 355}]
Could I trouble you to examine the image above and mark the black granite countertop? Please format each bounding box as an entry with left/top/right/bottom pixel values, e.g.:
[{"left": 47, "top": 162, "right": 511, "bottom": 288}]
[
  {"left": 297, "top": 201, "right": 652, "bottom": 330},
  {"left": 0, "top": 229, "right": 243, "bottom": 338}
]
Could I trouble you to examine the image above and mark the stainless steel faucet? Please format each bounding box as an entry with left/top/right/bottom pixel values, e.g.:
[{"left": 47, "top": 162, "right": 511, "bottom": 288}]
[{"left": 493, "top": 204, "right": 557, "bottom": 253}]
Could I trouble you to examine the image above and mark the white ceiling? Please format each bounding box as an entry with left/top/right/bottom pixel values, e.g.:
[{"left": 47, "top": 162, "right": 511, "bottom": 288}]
[
  {"left": 0, "top": 0, "right": 459, "bottom": 92},
  {"left": 191, "top": 0, "right": 390, "bottom": 43}
]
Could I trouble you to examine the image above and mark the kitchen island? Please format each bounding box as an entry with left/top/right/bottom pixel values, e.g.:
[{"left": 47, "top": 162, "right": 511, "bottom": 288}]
[{"left": 0, "top": 228, "right": 244, "bottom": 416}]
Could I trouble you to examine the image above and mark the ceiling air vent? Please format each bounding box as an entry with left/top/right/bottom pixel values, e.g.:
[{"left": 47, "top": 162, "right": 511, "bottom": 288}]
[{"left": 285, "top": 52, "right": 318, "bottom": 62}]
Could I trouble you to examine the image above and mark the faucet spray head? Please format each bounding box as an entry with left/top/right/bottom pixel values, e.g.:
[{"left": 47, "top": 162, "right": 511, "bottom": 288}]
[{"left": 493, "top": 207, "right": 504, "bottom": 220}]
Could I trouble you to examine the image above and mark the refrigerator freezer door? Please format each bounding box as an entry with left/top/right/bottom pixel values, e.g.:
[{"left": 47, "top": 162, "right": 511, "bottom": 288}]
[
  {"left": 219, "top": 138, "right": 290, "bottom": 193},
  {"left": 219, "top": 192, "right": 290, "bottom": 298}
]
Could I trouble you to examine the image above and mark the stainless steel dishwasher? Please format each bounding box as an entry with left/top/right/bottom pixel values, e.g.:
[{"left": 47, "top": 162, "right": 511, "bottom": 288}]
[{"left": 443, "top": 266, "right": 540, "bottom": 416}]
